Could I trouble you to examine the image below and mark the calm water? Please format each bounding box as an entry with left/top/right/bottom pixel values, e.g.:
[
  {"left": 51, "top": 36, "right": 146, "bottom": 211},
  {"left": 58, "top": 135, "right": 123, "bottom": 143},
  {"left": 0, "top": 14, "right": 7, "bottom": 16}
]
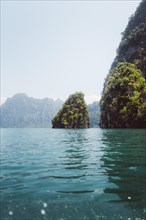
[{"left": 0, "top": 128, "right": 146, "bottom": 220}]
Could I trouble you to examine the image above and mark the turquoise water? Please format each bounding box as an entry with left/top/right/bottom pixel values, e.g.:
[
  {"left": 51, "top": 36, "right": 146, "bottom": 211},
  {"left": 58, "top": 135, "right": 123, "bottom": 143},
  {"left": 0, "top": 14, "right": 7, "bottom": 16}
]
[{"left": 0, "top": 128, "right": 146, "bottom": 220}]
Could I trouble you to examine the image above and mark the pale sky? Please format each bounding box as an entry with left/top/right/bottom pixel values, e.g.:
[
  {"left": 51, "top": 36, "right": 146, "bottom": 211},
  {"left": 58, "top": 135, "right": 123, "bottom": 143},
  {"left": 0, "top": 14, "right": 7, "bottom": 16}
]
[{"left": 1, "top": 0, "right": 140, "bottom": 104}]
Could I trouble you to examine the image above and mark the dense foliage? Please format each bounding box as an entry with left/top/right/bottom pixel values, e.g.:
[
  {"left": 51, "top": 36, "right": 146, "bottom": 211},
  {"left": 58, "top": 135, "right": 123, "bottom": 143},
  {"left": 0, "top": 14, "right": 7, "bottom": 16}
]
[
  {"left": 100, "top": 62, "right": 146, "bottom": 128},
  {"left": 88, "top": 102, "right": 100, "bottom": 127},
  {"left": 100, "top": 0, "right": 146, "bottom": 128},
  {"left": 52, "top": 92, "right": 89, "bottom": 128},
  {"left": 111, "top": 0, "right": 146, "bottom": 78}
]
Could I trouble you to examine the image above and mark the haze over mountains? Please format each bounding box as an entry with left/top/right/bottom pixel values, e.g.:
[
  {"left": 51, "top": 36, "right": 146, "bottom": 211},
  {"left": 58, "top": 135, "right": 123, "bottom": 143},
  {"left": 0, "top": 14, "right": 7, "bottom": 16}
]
[
  {"left": 0, "top": 93, "right": 63, "bottom": 128},
  {"left": 0, "top": 93, "right": 100, "bottom": 128}
]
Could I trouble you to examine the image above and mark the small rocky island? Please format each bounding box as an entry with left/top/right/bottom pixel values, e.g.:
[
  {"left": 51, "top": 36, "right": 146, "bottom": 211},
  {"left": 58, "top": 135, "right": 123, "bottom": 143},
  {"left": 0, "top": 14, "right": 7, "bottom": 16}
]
[{"left": 52, "top": 92, "right": 89, "bottom": 128}]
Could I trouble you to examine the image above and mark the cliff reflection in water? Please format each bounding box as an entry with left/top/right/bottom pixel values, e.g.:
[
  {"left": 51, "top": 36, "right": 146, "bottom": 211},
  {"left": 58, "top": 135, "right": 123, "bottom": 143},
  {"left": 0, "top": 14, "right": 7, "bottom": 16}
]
[
  {"left": 63, "top": 130, "right": 89, "bottom": 170},
  {"left": 101, "top": 129, "right": 146, "bottom": 206},
  {"left": 1, "top": 128, "right": 146, "bottom": 220}
]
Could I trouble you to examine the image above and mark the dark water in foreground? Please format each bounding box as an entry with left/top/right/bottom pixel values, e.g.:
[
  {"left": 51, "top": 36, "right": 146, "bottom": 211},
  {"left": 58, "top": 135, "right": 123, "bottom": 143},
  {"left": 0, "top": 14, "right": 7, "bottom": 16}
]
[{"left": 0, "top": 128, "right": 146, "bottom": 220}]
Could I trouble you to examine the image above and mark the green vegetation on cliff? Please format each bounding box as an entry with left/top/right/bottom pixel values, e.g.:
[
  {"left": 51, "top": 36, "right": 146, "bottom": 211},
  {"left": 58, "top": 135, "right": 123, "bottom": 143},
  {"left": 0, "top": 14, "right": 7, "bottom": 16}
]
[
  {"left": 100, "top": 0, "right": 146, "bottom": 128},
  {"left": 100, "top": 62, "right": 146, "bottom": 128},
  {"left": 52, "top": 92, "right": 89, "bottom": 128},
  {"left": 111, "top": 0, "right": 146, "bottom": 78}
]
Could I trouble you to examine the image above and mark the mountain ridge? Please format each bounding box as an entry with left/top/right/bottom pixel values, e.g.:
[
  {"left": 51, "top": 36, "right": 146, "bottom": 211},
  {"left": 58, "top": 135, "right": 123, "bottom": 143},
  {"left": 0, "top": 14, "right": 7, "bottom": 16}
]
[
  {"left": 0, "top": 93, "right": 63, "bottom": 128},
  {"left": 0, "top": 93, "right": 100, "bottom": 128}
]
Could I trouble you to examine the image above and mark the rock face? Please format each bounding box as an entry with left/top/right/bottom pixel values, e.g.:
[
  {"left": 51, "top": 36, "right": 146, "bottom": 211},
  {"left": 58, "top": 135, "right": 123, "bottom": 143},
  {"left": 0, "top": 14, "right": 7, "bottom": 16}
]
[
  {"left": 52, "top": 92, "right": 89, "bottom": 128},
  {"left": 100, "top": 0, "right": 146, "bottom": 128},
  {"left": 100, "top": 63, "right": 146, "bottom": 128},
  {"left": 111, "top": 0, "right": 146, "bottom": 78},
  {"left": 88, "top": 102, "right": 100, "bottom": 127},
  {"left": 0, "top": 93, "right": 63, "bottom": 128}
]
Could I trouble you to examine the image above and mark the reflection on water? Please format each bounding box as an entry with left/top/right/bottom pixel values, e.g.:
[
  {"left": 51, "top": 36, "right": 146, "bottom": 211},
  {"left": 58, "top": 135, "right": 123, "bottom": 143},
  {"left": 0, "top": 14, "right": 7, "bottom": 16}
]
[
  {"left": 101, "top": 129, "right": 146, "bottom": 207},
  {"left": 0, "top": 128, "right": 146, "bottom": 220},
  {"left": 63, "top": 131, "right": 91, "bottom": 171}
]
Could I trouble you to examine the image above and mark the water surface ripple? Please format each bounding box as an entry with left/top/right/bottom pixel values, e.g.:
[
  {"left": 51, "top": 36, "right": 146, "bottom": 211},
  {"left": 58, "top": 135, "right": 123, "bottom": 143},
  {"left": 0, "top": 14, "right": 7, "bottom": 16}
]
[{"left": 0, "top": 128, "right": 146, "bottom": 220}]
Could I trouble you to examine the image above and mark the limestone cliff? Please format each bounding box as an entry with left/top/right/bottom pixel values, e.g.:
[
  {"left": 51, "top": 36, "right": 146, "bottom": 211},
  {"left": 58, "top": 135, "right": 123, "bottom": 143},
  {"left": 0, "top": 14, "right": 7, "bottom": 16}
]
[
  {"left": 100, "top": 0, "right": 146, "bottom": 128},
  {"left": 52, "top": 92, "right": 89, "bottom": 128}
]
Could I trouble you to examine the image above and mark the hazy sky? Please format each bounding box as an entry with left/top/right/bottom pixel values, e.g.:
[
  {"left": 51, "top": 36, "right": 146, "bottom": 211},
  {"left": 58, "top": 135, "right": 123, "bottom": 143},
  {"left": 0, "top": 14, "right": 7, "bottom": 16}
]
[{"left": 1, "top": 0, "right": 140, "bottom": 104}]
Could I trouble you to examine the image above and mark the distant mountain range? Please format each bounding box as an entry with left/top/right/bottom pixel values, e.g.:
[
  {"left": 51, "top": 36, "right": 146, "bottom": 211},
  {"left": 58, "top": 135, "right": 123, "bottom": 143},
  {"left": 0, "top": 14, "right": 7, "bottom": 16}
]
[
  {"left": 0, "top": 93, "right": 100, "bottom": 128},
  {"left": 88, "top": 101, "right": 100, "bottom": 127},
  {"left": 0, "top": 93, "right": 63, "bottom": 128}
]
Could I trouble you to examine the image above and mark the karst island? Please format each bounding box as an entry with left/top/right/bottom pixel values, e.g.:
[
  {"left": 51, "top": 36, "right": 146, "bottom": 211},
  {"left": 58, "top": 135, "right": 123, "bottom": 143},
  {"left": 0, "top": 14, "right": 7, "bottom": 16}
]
[{"left": 52, "top": 92, "right": 89, "bottom": 128}]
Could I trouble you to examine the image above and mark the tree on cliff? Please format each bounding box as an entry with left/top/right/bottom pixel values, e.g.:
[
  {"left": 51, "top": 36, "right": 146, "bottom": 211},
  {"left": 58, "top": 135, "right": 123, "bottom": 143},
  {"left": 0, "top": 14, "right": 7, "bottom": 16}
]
[
  {"left": 100, "top": 62, "right": 146, "bottom": 128},
  {"left": 52, "top": 92, "right": 89, "bottom": 128},
  {"left": 111, "top": 0, "right": 146, "bottom": 78},
  {"left": 100, "top": 0, "right": 146, "bottom": 128}
]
